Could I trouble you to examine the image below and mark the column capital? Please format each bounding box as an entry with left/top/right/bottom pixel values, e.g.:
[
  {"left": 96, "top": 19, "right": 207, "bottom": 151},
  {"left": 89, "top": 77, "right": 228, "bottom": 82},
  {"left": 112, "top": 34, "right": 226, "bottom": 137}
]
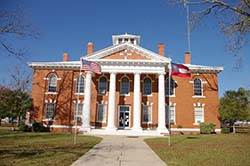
[
  {"left": 109, "top": 72, "right": 117, "bottom": 75},
  {"left": 158, "top": 72, "right": 166, "bottom": 76},
  {"left": 134, "top": 72, "right": 141, "bottom": 75}
]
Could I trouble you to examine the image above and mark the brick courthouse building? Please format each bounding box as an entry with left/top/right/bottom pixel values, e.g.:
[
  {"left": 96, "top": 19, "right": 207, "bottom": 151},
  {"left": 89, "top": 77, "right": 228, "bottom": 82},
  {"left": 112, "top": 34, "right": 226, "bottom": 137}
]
[{"left": 28, "top": 34, "right": 223, "bottom": 135}]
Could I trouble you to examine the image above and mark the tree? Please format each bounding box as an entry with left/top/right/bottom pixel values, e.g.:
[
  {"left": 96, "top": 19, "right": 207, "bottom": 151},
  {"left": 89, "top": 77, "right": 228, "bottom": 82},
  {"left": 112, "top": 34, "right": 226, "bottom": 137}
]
[
  {"left": 0, "top": 87, "right": 12, "bottom": 125},
  {"left": 0, "top": 5, "right": 39, "bottom": 58},
  {"left": 219, "top": 87, "right": 250, "bottom": 125},
  {"left": 169, "top": 0, "right": 250, "bottom": 65}
]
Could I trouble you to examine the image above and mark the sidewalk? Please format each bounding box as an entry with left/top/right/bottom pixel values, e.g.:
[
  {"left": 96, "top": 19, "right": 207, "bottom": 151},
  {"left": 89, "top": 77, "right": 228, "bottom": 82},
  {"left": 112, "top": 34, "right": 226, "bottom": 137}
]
[{"left": 71, "top": 135, "right": 166, "bottom": 166}]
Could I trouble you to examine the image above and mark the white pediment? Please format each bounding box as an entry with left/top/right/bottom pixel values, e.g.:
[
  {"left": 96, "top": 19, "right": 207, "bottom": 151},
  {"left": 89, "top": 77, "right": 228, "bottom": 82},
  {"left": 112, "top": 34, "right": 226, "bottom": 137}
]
[{"left": 82, "top": 42, "right": 171, "bottom": 63}]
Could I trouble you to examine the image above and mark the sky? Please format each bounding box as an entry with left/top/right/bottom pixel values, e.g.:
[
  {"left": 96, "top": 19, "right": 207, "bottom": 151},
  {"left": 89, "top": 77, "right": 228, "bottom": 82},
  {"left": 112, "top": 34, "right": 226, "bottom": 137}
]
[{"left": 0, "top": 0, "right": 249, "bottom": 97}]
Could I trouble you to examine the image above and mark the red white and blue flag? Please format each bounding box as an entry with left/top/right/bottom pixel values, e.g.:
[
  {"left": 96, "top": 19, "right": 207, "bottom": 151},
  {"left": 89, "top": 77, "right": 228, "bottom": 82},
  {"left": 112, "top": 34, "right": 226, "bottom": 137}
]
[
  {"left": 171, "top": 63, "right": 191, "bottom": 78},
  {"left": 81, "top": 59, "right": 101, "bottom": 74}
]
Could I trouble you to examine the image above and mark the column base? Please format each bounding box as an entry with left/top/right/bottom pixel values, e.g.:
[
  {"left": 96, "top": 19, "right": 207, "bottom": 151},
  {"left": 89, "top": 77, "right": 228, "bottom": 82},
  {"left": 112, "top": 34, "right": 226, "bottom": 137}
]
[
  {"left": 80, "top": 126, "right": 91, "bottom": 133},
  {"left": 132, "top": 127, "right": 143, "bottom": 132},
  {"left": 157, "top": 127, "right": 169, "bottom": 134},
  {"left": 106, "top": 126, "right": 117, "bottom": 132}
]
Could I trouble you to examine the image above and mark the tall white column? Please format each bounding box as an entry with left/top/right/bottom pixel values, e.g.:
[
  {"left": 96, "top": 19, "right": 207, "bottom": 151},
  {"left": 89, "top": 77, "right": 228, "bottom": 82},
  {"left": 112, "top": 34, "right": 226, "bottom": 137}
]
[
  {"left": 132, "top": 72, "right": 142, "bottom": 131},
  {"left": 81, "top": 71, "right": 92, "bottom": 131},
  {"left": 157, "top": 73, "right": 168, "bottom": 132},
  {"left": 106, "top": 72, "right": 117, "bottom": 131}
]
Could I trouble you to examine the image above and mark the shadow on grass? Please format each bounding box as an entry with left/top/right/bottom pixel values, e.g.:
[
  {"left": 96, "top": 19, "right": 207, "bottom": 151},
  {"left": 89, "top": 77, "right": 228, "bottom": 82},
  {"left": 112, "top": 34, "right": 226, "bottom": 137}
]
[{"left": 171, "top": 136, "right": 200, "bottom": 146}]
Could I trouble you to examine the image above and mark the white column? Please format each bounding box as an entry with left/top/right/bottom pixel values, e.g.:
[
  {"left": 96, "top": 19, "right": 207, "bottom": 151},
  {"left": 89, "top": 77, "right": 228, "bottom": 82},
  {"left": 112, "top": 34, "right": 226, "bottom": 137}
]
[
  {"left": 81, "top": 71, "right": 92, "bottom": 132},
  {"left": 132, "top": 72, "right": 142, "bottom": 131},
  {"left": 157, "top": 73, "right": 168, "bottom": 132},
  {"left": 106, "top": 72, "right": 117, "bottom": 131}
]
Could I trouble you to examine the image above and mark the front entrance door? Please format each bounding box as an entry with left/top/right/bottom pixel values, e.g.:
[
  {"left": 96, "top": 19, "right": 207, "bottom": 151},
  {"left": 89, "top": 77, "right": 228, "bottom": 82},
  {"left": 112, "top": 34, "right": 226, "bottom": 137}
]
[{"left": 118, "top": 105, "right": 130, "bottom": 129}]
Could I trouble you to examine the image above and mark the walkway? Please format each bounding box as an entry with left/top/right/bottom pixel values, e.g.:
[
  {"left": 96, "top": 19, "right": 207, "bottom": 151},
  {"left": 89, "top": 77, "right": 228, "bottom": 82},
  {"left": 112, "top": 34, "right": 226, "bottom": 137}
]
[{"left": 71, "top": 135, "right": 166, "bottom": 166}]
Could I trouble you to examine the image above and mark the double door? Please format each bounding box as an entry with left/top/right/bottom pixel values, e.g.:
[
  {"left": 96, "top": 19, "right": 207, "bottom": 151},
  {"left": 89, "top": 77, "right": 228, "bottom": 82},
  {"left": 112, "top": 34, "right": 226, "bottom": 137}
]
[{"left": 118, "top": 105, "right": 130, "bottom": 129}]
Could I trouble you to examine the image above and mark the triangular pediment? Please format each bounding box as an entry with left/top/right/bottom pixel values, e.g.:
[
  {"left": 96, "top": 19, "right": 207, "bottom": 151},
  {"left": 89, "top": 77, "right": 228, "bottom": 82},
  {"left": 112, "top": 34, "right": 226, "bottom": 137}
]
[{"left": 82, "top": 42, "right": 170, "bottom": 62}]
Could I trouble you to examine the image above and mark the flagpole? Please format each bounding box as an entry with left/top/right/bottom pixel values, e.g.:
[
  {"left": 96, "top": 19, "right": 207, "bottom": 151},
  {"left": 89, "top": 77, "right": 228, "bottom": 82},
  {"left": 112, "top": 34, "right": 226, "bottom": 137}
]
[
  {"left": 74, "top": 62, "right": 82, "bottom": 145},
  {"left": 168, "top": 62, "right": 171, "bottom": 147}
]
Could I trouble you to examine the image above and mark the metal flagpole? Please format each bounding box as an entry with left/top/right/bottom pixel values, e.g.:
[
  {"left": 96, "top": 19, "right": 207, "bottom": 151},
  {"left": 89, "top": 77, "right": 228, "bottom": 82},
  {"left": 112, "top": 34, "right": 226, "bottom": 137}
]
[
  {"left": 74, "top": 62, "right": 82, "bottom": 145},
  {"left": 168, "top": 62, "right": 171, "bottom": 147},
  {"left": 185, "top": 0, "right": 191, "bottom": 53}
]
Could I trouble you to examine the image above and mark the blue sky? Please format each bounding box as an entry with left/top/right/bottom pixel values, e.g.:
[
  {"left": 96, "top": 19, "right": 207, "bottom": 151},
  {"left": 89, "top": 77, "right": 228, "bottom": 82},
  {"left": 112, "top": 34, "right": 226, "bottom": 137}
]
[{"left": 0, "top": 0, "right": 249, "bottom": 96}]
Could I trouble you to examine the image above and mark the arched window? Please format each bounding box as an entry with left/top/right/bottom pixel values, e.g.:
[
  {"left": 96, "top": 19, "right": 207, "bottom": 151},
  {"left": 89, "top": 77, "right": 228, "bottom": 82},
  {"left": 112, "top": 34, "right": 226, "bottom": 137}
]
[
  {"left": 166, "top": 77, "right": 175, "bottom": 96},
  {"left": 48, "top": 74, "right": 57, "bottom": 92},
  {"left": 98, "top": 76, "right": 108, "bottom": 95},
  {"left": 120, "top": 77, "right": 130, "bottom": 95},
  {"left": 194, "top": 78, "right": 202, "bottom": 96},
  {"left": 143, "top": 77, "right": 152, "bottom": 95},
  {"left": 76, "top": 76, "right": 84, "bottom": 93}
]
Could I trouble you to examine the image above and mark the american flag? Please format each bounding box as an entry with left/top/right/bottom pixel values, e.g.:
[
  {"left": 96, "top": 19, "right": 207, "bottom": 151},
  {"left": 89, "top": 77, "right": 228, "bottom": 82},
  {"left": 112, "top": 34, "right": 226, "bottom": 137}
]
[{"left": 81, "top": 59, "right": 101, "bottom": 74}]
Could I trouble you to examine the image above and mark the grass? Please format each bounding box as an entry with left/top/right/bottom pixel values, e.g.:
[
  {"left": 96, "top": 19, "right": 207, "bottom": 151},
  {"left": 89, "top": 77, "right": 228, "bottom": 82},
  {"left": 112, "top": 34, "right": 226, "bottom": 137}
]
[
  {"left": 145, "top": 134, "right": 250, "bottom": 166},
  {"left": 0, "top": 127, "right": 102, "bottom": 166}
]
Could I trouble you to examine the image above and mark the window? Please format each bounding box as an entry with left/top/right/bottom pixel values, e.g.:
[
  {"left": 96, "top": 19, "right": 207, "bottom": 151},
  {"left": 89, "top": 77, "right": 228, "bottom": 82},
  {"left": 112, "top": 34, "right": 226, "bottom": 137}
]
[
  {"left": 120, "top": 77, "right": 130, "bottom": 95},
  {"left": 97, "top": 104, "right": 106, "bottom": 122},
  {"left": 166, "top": 105, "right": 176, "bottom": 124},
  {"left": 194, "top": 78, "right": 202, "bottom": 96},
  {"left": 143, "top": 105, "right": 152, "bottom": 123},
  {"left": 45, "top": 103, "right": 55, "bottom": 119},
  {"left": 48, "top": 74, "right": 57, "bottom": 92},
  {"left": 74, "top": 103, "right": 83, "bottom": 122},
  {"left": 118, "top": 38, "right": 122, "bottom": 44},
  {"left": 98, "top": 76, "right": 108, "bottom": 95},
  {"left": 143, "top": 78, "right": 152, "bottom": 95},
  {"left": 76, "top": 76, "right": 84, "bottom": 93},
  {"left": 166, "top": 77, "right": 175, "bottom": 96},
  {"left": 194, "top": 106, "right": 204, "bottom": 124},
  {"left": 130, "top": 39, "right": 135, "bottom": 44}
]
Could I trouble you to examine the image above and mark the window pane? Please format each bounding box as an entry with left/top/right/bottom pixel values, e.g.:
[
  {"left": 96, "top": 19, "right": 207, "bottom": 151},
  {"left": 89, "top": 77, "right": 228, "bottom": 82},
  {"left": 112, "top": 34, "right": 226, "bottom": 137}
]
[
  {"left": 48, "top": 75, "right": 57, "bottom": 92},
  {"left": 97, "top": 104, "right": 106, "bottom": 122},
  {"left": 74, "top": 103, "right": 83, "bottom": 117},
  {"left": 143, "top": 105, "right": 152, "bottom": 122},
  {"left": 194, "top": 106, "right": 204, "bottom": 123},
  {"left": 143, "top": 78, "right": 152, "bottom": 95},
  {"left": 166, "top": 77, "right": 175, "bottom": 96},
  {"left": 166, "top": 105, "right": 175, "bottom": 124},
  {"left": 45, "top": 103, "right": 55, "bottom": 119},
  {"left": 76, "top": 76, "right": 84, "bottom": 93},
  {"left": 121, "top": 77, "right": 130, "bottom": 95},
  {"left": 194, "top": 78, "right": 202, "bottom": 96},
  {"left": 98, "top": 77, "right": 107, "bottom": 94}
]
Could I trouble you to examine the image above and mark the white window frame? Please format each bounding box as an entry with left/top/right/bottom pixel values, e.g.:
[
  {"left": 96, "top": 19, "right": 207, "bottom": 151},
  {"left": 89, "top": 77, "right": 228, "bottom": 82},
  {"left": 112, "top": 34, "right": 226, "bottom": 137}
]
[
  {"left": 47, "top": 74, "right": 58, "bottom": 93},
  {"left": 74, "top": 103, "right": 83, "bottom": 122},
  {"left": 142, "top": 104, "right": 152, "bottom": 124},
  {"left": 165, "top": 104, "right": 176, "bottom": 124},
  {"left": 120, "top": 76, "right": 130, "bottom": 96},
  {"left": 75, "top": 76, "right": 84, "bottom": 95},
  {"left": 143, "top": 77, "right": 152, "bottom": 96},
  {"left": 97, "top": 103, "right": 107, "bottom": 123},
  {"left": 194, "top": 105, "right": 204, "bottom": 125},
  {"left": 45, "top": 103, "right": 55, "bottom": 120},
  {"left": 193, "top": 78, "right": 203, "bottom": 97},
  {"left": 165, "top": 77, "right": 175, "bottom": 97},
  {"left": 98, "top": 76, "right": 108, "bottom": 95}
]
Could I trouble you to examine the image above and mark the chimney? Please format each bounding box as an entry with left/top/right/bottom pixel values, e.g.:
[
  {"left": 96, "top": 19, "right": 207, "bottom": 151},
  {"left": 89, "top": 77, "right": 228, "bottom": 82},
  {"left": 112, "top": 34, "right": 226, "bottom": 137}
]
[
  {"left": 184, "top": 52, "right": 191, "bottom": 64},
  {"left": 158, "top": 43, "right": 165, "bottom": 56},
  {"left": 63, "top": 53, "right": 69, "bottom": 61},
  {"left": 87, "top": 42, "right": 94, "bottom": 55}
]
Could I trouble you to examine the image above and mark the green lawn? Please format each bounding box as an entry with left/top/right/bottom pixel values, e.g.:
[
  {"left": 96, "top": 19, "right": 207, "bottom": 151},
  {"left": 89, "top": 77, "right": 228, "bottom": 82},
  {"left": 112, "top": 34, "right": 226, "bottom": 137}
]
[
  {"left": 0, "top": 127, "right": 102, "bottom": 166},
  {"left": 145, "top": 134, "right": 250, "bottom": 166}
]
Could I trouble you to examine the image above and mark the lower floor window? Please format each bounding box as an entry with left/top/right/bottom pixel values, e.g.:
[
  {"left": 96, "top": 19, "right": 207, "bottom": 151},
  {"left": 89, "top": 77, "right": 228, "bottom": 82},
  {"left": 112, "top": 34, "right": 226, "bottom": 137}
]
[
  {"left": 74, "top": 103, "right": 83, "bottom": 122},
  {"left": 166, "top": 105, "right": 176, "bottom": 124},
  {"left": 45, "top": 103, "right": 55, "bottom": 119},
  {"left": 97, "top": 104, "right": 106, "bottom": 122},
  {"left": 143, "top": 105, "right": 152, "bottom": 123},
  {"left": 194, "top": 106, "right": 204, "bottom": 124}
]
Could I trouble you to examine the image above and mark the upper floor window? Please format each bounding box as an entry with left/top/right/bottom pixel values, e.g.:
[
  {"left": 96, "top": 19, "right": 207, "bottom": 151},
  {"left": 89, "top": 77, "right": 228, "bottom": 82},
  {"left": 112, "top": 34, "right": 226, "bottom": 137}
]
[
  {"left": 98, "top": 76, "right": 108, "bottom": 95},
  {"left": 76, "top": 76, "right": 84, "bottom": 93},
  {"left": 48, "top": 74, "right": 57, "bottom": 92},
  {"left": 120, "top": 77, "right": 130, "bottom": 95},
  {"left": 194, "top": 78, "right": 202, "bottom": 96},
  {"left": 166, "top": 77, "right": 175, "bottom": 96},
  {"left": 143, "top": 77, "right": 152, "bottom": 95}
]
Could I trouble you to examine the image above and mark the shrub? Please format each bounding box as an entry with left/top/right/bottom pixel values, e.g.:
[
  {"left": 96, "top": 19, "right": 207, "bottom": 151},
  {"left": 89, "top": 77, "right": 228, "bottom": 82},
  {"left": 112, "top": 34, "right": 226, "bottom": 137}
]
[
  {"left": 32, "top": 122, "right": 48, "bottom": 132},
  {"left": 18, "top": 124, "right": 31, "bottom": 132},
  {"left": 221, "top": 127, "right": 231, "bottom": 134},
  {"left": 200, "top": 122, "right": 216, "bottom": 134}
]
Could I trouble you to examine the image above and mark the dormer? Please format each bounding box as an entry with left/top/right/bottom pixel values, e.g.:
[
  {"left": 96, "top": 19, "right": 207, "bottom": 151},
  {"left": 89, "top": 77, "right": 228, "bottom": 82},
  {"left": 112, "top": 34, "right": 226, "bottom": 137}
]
[{"left": 112, "top": 33, "right": 140, "bottom": 45}]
